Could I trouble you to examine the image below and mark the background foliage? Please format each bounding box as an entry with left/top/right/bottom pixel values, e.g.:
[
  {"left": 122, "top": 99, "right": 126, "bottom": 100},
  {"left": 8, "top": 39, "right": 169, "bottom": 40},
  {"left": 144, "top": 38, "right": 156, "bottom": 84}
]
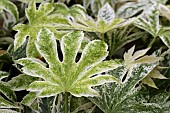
[{"left": 0, "top": 0, "right": 170, "bottom": 113}]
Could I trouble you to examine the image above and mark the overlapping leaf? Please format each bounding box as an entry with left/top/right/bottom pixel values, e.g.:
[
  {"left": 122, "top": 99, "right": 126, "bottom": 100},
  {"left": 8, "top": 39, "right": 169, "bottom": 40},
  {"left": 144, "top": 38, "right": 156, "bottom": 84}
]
[
  {"left": 0, "top": 0, "right": 18, "bottom": 21},
  {"left": 105, "top": 25, "right": 149, "bottom": 58},
  {"left": 89, "top": 62, "right": 158, "bottom": 113},
  {"left": 134, "top": 3, "right": 170, "bottom": 48},
  {"left": 123, "top": 45, "right": 164, "bottom": 88},
  {"left": 0, "top": 71, "right": 16, "bottom": 102},
  {"left": 52, "top": 2, "right": 135, "bottom": 33},
  {"left": 0, "top": 71, "right": 19, "bottom": 112},
  {"left": 13, "top": 0, "right": 69, "bottom": 57},
  {"left": 16, "top": 28, "right": 121, "bottom": 98}
]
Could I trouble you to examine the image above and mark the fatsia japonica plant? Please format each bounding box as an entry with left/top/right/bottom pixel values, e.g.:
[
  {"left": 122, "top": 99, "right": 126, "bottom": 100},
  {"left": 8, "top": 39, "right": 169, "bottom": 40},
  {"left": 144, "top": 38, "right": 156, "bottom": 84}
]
[{"left": 0, "top": 0, "right": 170, "bottom": 113}]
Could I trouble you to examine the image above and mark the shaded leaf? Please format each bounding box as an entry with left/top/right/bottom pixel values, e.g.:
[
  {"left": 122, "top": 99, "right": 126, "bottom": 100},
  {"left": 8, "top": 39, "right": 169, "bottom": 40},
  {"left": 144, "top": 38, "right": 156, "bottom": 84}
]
[
  {"left": 7, "top": 74, "right": 39, "bottom": 91},
  {"left": 0, "top": 0, "right": 18, "bottom": 21},
  {"left": 0, "top": 71, "right": 9, "bottom": 80},
  {"left": 0, "top": 82, "right": 16, "bottom": 101},
  {"left": 0, "top": 96, "right": 19, "bottom": 109}
]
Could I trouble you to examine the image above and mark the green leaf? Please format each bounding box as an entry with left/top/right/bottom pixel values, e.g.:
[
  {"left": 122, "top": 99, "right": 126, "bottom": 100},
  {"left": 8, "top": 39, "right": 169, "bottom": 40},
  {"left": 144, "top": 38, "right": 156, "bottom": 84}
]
[
  {"left": 116, "top": 0, "right": 152, "bottom": 19},
  {"left": 0, "top": 96, "right": 19, "bottom": 109},
  {"left": 21, "top": 92, "right": 38, "bottom": 106},
  {"left": 159, "top": 28, "right": 170, "bottom": 48},
  {"left": 13, "top": 1, "right": 65, "bottom": 57},
  {"left": 16, "top": 0, "right": 44, "bottom": 3},
  {"left": 7, "top": 74, "right": 39, "bottom": 91},
  {"left": 16, "top": 28, "right": 121, "bottom": 97},
  {"left": 52, "top": 2, "right": 134, "bottom": 33},
  {"left": 0, "top": 71, "right": 9, "bottom": 80},
  {"left": 89, "top": 62, "right": 158, "bottom": 113},
  {"left": 135, "top": 4, "right": 160, "bottom": 38},
  {"left": 0, "top": 0, "right": 18, "bottom": 21},
  {"left": 0, "top": 82, "right": 16, "bottom": 101},
  {"left": 105, "top": 25, "right": 148, "bottom": 57}
]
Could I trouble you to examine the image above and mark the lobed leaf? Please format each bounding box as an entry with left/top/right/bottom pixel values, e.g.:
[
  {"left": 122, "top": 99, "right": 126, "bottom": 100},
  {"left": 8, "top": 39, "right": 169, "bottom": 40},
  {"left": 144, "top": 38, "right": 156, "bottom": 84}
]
[
  {"left": 16, "top": 28, "right": 121, "bottom": 98},
  {"left": 89, "top": 62, "right": 158, "bottom": 113},
  {"left": 13, "top": 1, "right": 68, "bottom": 57}
]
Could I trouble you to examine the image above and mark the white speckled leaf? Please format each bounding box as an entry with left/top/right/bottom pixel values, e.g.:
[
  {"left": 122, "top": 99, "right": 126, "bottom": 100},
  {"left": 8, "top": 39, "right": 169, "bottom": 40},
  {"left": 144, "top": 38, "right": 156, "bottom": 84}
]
[
  {"left": 135, "top": 4, "right": 160, "bottom": 38},
  {"left": 159, "top": 28, "right": 170, "bottom": 48},
  {"left": 98, "top": 3, "right": 115, "bottom": 24},
  {"left": 0, "top": 0, "right": 18, "bottom": 21},
  {"left": 16, "top": 28, "right": 121, "bottom": 97},
  {"left": 89, "top": 62, "right": 158, "bottom": 113},
  {"left": 116, "top": 1, "right": 148, "bottom": 18},
  {"left": 52, "top": 2, "right": 132, "bottom": 33},
  {"left": 7, "top": 74, "right": 38, "bottom": 91},
  {"left": 21, "top": 92, "right": 38, "bottom": 106}
]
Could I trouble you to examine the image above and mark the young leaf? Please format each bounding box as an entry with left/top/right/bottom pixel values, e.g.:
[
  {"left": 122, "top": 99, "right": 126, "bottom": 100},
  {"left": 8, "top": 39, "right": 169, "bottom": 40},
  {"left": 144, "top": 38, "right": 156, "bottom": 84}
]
[
  {"left": 123, "top": 46, "right": 162, "bottom": 88},
  {"left": 52, "top": 2, "right": 135, "bottom": 33},
  {"left": 0, "top": 0, "right": 18, "bottom": 21},
  {"left": 124, "top": 45, "right": 161, "bottom": 69},
  {"left": 16, "top": 28, "right": 121, "bottom": 98}
]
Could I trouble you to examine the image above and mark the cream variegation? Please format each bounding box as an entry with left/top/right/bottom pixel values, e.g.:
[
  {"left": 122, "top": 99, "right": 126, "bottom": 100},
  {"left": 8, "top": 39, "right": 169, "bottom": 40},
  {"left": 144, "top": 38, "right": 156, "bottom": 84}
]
[{"left": 16, "top": 28, "right": 121, "bottom": 98}]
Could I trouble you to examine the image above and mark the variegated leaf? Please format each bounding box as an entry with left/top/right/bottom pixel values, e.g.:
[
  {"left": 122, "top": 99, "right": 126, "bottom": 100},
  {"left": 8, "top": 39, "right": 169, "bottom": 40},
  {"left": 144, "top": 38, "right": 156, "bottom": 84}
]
[
  {"left": 124, "top": 45, "right": 160, "bottom": 69},
  {"left": 135, "top": 4, "right": 160, "bottom": 38},
  {"left": 0, "top": 0, "right": 18, "bottom": 21},
  {"left": 116, "top": 0, "right": 148, "bottom": 18},
  {"left": 0, "top": 96, "right": 19, "bottom": 109},
  {"left": 7, "top": 74, "right": 39, "bottom": 91},
  {"left": 52, "top": 2, "right": 134, "bottom": 33},
  {"left": 0, "top": 71, "right": 9, "bottom": 80},
  {"left": 21, "top": 92, "right": 38, "bottom": 106},
  {"left": 16, "top": 28, "right": 121, "bottom": 98},
  {"left": 0, "top": 109, "right": 18, "bottom": 113},
  {"left": 105, "top": 25, "right": 149, "bottom": 58},
  {"left": 159, "top": 28, "right": 170, "bottom": 48},
  {"left": 13, "top": 1, "right": 69, "bottom": 57},
  {"left": 89, "top": 62, "right": 158, "bottom": 113},
  {"left": 0, "top": 82, "right": 16, "bottom": 101},
  {"left": 97, "top": 3, "right": 115, "bottom": 24},
  {"left": 16, "top": 0, "right": 44, "bottom": 3}
]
